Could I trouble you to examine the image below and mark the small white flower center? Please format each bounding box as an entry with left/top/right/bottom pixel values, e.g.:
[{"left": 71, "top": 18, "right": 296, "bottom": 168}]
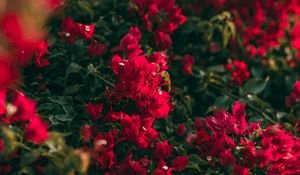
[
  {"left": 142, "top": 126, "right": 147, "bottom": 131},
  {"left": 6, "top": 104, "right": 17, "bottom": 117},
  {"left": 158, "top": 90, "right": 162, "bottom": 95},
  {"left": 162, "top": 166, "right": 168, "bottom": 170},
  {"left": 85, "top": 26, "right": 90, "bottom": 31},
  {"left": 97, "top": 139, "right": 107, "bottom": 146},
  {"left": 119, "top": 62, "right": 125, "bottom": 66},
  {"left": 207, "top": 155, "right": 212, "bottom": 161},
  {"left": 65, "top": 32, "right": 71, "bottom": 37}
]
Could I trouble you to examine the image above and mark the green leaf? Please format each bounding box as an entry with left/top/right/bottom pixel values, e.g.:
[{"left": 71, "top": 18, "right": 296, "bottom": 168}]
[
  {"left": 65, "top": 63, "right": 82, "bottom": 81},
  {"left": 242, "top": 78, "right": 269, "bottom": 94},
  {"left": 20, "top": 151, "right": 40, "bottom": 166},
  {"left": 63, "top": 85, "right": 84, "bottom": 95},
  {"left": 214, "top": 95, "right": 231, "bottom": 109},
  {"left": 189, "top": 154, "right": 208, "bottom": 166}
]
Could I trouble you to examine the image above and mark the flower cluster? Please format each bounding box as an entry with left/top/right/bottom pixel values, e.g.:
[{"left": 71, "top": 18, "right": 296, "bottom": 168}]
[
  {"left": 225, "top": 60, "right": 250, "bottom": 86},
  {"left": 2, "top": 0, "right": 300, "bottom": 174},
  {"left": 110, "top": 27, "right": 173, "bottom": 118},
  {"left": 192, "top": 0, "right": 300, "bottom": 59},
  {"left": 129, "top": 0, "right": 186, "bottom": 50},
  {"left": 286, "top": 81, "right": 300, "bottom": 108},
  {"left": 0, "top": 1, "right": 51, "bottom": 147},
  {"left": 188, "top": 101, "right": 300, "bottom": 175}
]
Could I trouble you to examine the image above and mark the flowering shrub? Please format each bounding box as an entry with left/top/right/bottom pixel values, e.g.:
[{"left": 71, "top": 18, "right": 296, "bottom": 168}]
[{"left": 1, "top": 0, "right": 300, "bottom": 174}]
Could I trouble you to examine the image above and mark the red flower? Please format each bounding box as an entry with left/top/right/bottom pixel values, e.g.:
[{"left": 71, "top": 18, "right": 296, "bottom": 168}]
[
  {"left": 59, "top": 17, "right": 95, "bottom": 43},
  {"left": 232, "top": 164, "right": 250, "bottom": 175},
  {"left": 76, "top": 23, "right": 95, "bottom": 39},
  {"left": 148, "top": 52, "right": 169, "bottom": 72},
  {"left": 154, "top": 141, "right": 173, "bottom": 159},
  {"left": 0, "top": 58, "right": 18, "bottom": 88},
  {"left": 88, "top": 43, "right": 108, "bottom": 56},
  {"left": 24, "top": 115, "right": 49, "bottom": 144},
  {"left": 154, "top": 31, "right": 172, "bottom": 50},
  {"left": 153, "top": 160, "right": 174, "bottom": 175},
  {"left": 81, "top": 124, "right": 92, "bottom": 142},
  {"left": 0, "top": 89, "right": 7, "bottom": 115},
  {"left": 10, "top": 92, "right": 36, "bottom": 123},
  {"left": 58, "top": 17, "right": 78, "bottom": 43},
  {"left": 120, "top": 114, "right": 158, "bottom": 149},
  {"left": 117, "top": 154, "right": 147, "bottom": 175},
  {"left": 33, "top": 41, "right": 50, "bottom": 68},
  {"left": 286, "top": 81, "right": 300, "bottom": 108},
  {"left": 232, "top": 101, "right": 247, "bottom": 135},
  {"left": 182, "top": 55, "right": 195, "bottom": 74},
  {"left": 176, "top": 123, "right": 187, "bottom": 136},
  {"left": 226, "top": 60, "right": 250, "bottom": 86},
  {"left": 0, "top": 12, "right": 23, "bottom": 44},
  {"left": 94, "top": 129, "right": 117, "bottom": 152},
  {"left": 219, "top": 149, "right": 235, "bottom": 167},
  {"left": 86, "top": 103, "right": 103, "bottom": 120},
  {"left": 0, "top": 139, "right": 4, "bottom": 152},
  {"left": 171, "top": 156, "right": 189, "bottom": 171}
]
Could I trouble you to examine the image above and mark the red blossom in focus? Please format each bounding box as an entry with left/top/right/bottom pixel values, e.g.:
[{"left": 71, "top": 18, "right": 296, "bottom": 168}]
[{"left": 58, "top": 17, "right": 95, "bottom": 43}]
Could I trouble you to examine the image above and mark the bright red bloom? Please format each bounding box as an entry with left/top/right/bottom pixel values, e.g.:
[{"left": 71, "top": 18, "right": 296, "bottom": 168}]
[
  {"left": 59, "top": 17, "right": 95, "bottom": 43},
  {"left": 153, "top": 160, "right": 174, "bottom": 175},
  {"left": 94, "top": 150, "right": 116, "bottom": 170},
  {"left": 0, "top": 12, "right": 23, "bottom": 44},
  {"left": 112, "top": 27, "right": 143, "bottom": 58},
  {"left": 219, "top": 149, "right": 235, "bottom": 167},
  {"left": 232, "top": 164, "right": 250, "bottom": 175},
  {"left": 86, "top": 103, "right": 103, "bottom": 120},
  {"left": 153, "top": 141, "right": 173, "bottom": 159},
  {"left": 171, "top": 156, "right": 189, "bottom": 171},
  {"left": 110, "top": 54, "right": 173, "bottom": 118},
  {"left": 148, "top": 52, "right": 169, "bottom": 72},
  {"left": 117, "top": 154, "right": 147, "bottom": 175},
  {"left": 33, "top": 41, "right": 50, "bottom": 68},
  {"left": 10, "top": 92, "right": 36, "bottom": 123},
  {"left": 24, "top": 115, "right": 49, "bottom": 144},
  {"left": 120, "top": 114, "right": 158, "bottom": 149},
  {"left": 94, "top": 129, "right": 117, "bottom": 152}
]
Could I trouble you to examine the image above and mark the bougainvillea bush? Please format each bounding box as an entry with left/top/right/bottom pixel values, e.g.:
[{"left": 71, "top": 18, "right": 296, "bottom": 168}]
[{"left": 1, "top": 0, "right": 300, "bottom": 174}]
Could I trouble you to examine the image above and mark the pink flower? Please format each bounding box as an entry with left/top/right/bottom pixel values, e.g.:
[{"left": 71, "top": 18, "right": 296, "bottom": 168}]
[{"left": 24, "top": 116, "right": 49, "bottom": 144}]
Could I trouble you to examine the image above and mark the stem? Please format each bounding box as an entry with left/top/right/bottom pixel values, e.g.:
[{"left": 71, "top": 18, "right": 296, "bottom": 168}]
[{"left": 92, "top": 73, "right": 115, "bottom": 87}]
